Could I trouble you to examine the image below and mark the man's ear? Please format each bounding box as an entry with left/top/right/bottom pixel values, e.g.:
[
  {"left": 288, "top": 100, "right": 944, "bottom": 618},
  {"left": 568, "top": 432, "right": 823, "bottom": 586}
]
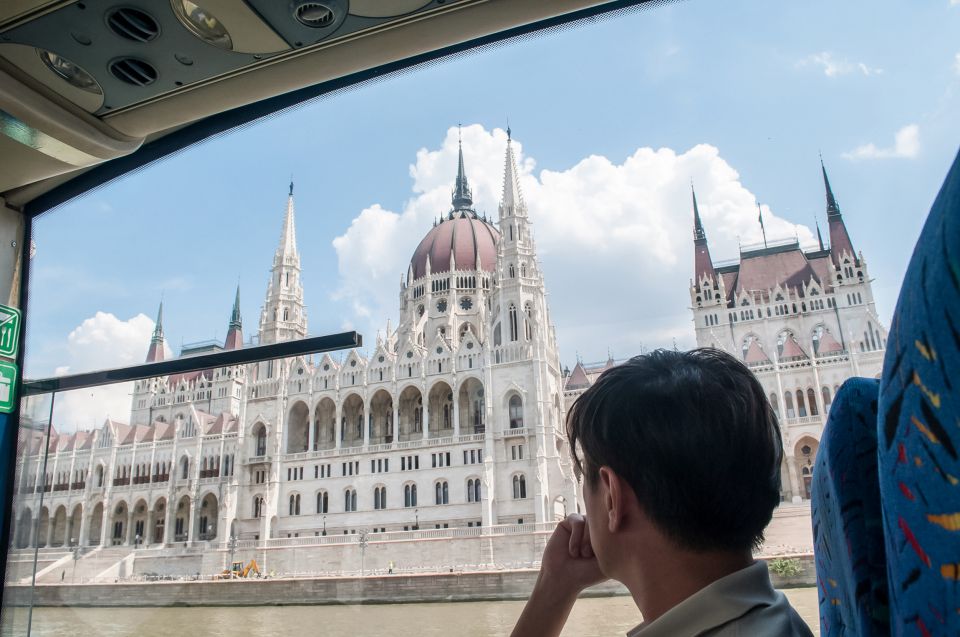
[{"left": 598, "top": 466, "right": 624, "bottom": 533}]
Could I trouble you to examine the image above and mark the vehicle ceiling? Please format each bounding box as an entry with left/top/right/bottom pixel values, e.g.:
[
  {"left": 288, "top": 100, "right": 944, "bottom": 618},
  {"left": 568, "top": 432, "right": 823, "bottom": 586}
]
[{"left": 0, "top": 0, "right": 644, "bottom": 217}]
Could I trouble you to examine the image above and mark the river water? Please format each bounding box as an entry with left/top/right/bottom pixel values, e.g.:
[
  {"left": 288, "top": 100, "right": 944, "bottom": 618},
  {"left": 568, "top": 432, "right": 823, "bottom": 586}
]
[{"left": 2, "top": 588, "right": 818, "bottom": 636}]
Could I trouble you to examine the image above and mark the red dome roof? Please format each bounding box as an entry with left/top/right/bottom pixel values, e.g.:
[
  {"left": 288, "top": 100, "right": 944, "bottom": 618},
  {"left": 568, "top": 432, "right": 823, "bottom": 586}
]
[{"left": 410, "top": 212, "right": 500, "bottom": 280}]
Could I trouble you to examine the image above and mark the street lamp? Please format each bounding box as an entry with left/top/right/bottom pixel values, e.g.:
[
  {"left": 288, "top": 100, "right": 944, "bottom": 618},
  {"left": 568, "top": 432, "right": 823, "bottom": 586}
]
[
  {"left": 414, "top": 508, "right": 419, "bottom": 531},
  {"left": 134, "top": 533, "right": 141, "bottom": 549},
  {"left": 70, "top": 538, "right": 79, "bottom": 583},
  {"left": 322, "top": 515, "right": 327, "bottom": 536},
  {"left": 228, "top": 535, "right": 237, "bottom": 570},
  {"left": 358, "top": 530, "right": 369, "bottom": 577}
]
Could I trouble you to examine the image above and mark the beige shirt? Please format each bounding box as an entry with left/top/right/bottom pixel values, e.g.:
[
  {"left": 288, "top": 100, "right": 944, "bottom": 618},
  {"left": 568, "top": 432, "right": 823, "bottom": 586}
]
[{"left": 626, "top": 561, "right": 814, "bottom": 637}]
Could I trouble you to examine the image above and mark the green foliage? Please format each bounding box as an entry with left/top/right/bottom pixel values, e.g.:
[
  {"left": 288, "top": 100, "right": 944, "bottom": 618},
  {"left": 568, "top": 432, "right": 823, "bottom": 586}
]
[{"left": 768, "top": 558, "right": 803, "bottom": 577}]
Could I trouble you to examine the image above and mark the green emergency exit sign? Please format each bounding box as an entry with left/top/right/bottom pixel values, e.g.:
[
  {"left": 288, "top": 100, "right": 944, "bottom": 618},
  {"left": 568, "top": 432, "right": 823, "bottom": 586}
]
[{"left": 0, "top": 304, "right": 20, "bottom": 359}]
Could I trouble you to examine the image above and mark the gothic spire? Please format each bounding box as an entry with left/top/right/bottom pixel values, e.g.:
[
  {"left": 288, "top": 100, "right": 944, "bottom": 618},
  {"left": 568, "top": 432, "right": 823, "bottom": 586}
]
[
  {"left": 452, "top": 131, "right": 474, "bottom": 211},
  {"left": 224, "top": 285, "right": 243, "bottom": 350},
  {"left": 691, "top": 184, "right": 716, "bottom": 287},
  {"left": 821, "top": 159, "right": 857, "bottom": 266},
  {"left": 146, "top": 300, "right": 165, "bottom": 363},
  {"left": 816, "top": 220, "right": 825, "bottom": 251},
  {"left": 230, "top": 285, "right": 242, "bottom": 330},
  {"left": 692, "top": 184, "right": 706, "bottom": 242},
  {"left": 821, "top": 158, "right": 841, "bottom": 218},
  {"left": 501, "top": 127, "right": 525, "bottom": 216},
  {"left": 277, "top": 182, "right": 298, "bottom": 261}
]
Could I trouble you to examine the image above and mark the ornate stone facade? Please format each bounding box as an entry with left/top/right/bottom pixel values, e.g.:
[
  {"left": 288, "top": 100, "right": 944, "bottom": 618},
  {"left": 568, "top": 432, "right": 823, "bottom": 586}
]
[{"left": 11, "top": 134, "right": 577, "bottom": 550}]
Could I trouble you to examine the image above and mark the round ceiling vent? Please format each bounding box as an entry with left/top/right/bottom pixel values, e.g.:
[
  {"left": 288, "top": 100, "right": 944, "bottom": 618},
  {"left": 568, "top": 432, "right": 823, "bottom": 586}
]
[
  {"left": 109, "top": 57, "right": 158, "bottom": 86},
  {"left": 106, "top": 7, "right": 160, "bottom": 42},
  {"left": 294, "top": 3, "right": 336, "bottom": 27}
]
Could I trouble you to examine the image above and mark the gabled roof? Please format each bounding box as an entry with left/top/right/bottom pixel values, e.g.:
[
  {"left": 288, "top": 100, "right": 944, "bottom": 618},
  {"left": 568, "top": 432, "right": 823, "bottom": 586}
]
[
  {"left": 779, "top": 334, "right": 808, "bottom": 360},
  {"left": 744, "top": 340, "right": 771, "bottom": 365},
  {"left": 816, "top": 329, "right": 844, "bottom": 355},
  {"left": 564, "top": 362, "right": 591, "bottom": 391}
]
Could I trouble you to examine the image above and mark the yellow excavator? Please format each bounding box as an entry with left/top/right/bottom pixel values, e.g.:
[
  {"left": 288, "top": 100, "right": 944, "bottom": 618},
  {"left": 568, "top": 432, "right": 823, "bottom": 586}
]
[{"left": 215, "top": 559, "right": 260, "bottom": 580}]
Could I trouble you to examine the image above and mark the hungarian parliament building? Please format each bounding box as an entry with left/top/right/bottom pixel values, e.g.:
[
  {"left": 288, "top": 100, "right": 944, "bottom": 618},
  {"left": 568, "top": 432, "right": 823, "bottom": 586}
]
[{"left": 11, "top": 137, "right": 885, "bottom": 552}]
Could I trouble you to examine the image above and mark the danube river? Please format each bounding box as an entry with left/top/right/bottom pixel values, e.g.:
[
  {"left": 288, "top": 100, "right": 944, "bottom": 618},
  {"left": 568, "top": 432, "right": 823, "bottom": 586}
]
[{"left": 2, "top": 588, "right": 818, "bottom": 636}]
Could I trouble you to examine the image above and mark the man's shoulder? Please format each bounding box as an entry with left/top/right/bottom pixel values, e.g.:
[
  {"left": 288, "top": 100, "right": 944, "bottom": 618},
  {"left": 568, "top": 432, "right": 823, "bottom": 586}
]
[{"left": 706, "top": 591, "right": 814, "bottom": 637}]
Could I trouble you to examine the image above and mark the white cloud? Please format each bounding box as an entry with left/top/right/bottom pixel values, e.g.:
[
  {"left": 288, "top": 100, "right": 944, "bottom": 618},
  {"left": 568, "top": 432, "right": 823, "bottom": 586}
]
[
  {"left": 842, "top": 124, "right": 921, "bottom": 161},
  {"left": 798, "top": 52, "right": 883, "bottom": 77},
  {"left": 47, "top": 312, "right": 166, "bottom": 433},
  {"left": 332, "top": 126, "right": 815, "bottom": 363}
]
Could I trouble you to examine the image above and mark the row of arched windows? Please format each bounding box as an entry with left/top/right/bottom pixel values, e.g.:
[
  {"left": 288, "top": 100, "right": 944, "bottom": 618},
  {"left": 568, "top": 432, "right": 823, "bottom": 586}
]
[
  {"left": 276, "top": 475, "right": 525, "bottom": 517},
  {"left": 769, "top": 386, "right": 835, "bottom": 421}
]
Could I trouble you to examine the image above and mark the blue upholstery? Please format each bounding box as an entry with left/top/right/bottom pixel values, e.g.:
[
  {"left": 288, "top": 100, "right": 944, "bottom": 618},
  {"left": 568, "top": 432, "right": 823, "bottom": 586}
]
[
  {"left": 878, "top": 147, "right": 960, "bottom": 636},
  {"left": 812, "top": 378, "right": 888, "bottom": 636}
]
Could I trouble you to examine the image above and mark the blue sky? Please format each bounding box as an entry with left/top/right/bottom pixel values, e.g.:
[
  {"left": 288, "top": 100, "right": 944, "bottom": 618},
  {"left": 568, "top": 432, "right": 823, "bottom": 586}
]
[{"left": 26, "top": 0, "right": 960, "bottom": 429}]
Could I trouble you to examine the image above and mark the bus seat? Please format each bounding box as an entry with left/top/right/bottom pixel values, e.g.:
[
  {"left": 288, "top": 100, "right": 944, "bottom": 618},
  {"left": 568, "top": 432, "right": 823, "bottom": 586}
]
[
  {"left": 811, "top": 377, "right": 889, "bottom": 636},
  {"left": 878, "top": 147, "right": 960, "bottom": 636}
]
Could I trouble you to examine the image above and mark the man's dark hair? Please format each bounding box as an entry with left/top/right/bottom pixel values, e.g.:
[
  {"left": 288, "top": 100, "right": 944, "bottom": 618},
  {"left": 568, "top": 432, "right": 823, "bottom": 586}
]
[{"left": 567, "top": 348, "right": 783, "bottom": 552}]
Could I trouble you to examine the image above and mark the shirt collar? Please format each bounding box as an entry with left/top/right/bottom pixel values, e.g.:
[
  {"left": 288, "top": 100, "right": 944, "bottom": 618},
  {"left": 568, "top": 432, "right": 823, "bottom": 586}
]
[{"left": 626, "top": 561, "right": 779, "bottom": 637}]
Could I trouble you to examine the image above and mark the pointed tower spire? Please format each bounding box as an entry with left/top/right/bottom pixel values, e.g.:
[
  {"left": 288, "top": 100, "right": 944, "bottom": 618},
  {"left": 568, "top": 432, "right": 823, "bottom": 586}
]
[
  {"left": 816, "top": 220, "right": 825, "bottom": 251},
  {"left": 821, "top": 158, "right": 840, "bottom": 218},
  {"left": 821, "top": 158, "right": 857, "bottom": 266},
  {"left": 224, "top": 285, "right": 243, "bottom": 350},
  {"left": 278, "top": 182, "right": 298, "bottom": 260},
  {"left": 501, "top": 127, "right": 526, "bottom": 217},
  {"left": 691, "top": 184, "right": 716, "bottom": 288},
  {"left": 692, "top": 184, "right": 706, "bottom": 242},
  {"left": 146, "top": 300, "right": 165, "bottom": 362},
  {"left": 451, "top": 129, "right": 474, "bottom": 211},
  {"left": 259, "top": 182, "right": 308, "bottom": 345}
]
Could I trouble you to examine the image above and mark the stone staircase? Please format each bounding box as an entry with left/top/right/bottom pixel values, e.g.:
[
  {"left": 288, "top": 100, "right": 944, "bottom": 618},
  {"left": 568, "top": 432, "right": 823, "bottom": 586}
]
[{"left": 41, "top": 546, "right": 134, "bottom": 583}]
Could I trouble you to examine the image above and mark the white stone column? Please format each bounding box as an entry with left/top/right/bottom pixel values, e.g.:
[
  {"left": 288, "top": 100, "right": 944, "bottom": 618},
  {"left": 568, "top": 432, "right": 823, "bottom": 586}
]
[
  {"left": 187, "top": 497, "right": 198, "bottom": 545},
  {"left": 784, "top": 456, "right": 801, "bottom": 502},
  {"left": 453, "top": 393, "right": 461, "bottom": 439},
  {"left": 99, "top": 502, "right": 110, "bottom": 547},
  {"left": 392, "top": 403, "right": 399, "bottom": 443},
  {"left": 362, "top": 398, "right": 370, "bottom": 448},
  {"left": 78, "top": 508, "right": 89, "bottom": 547},
  {"left": 163, "top": 498, "right": 174, "bottom": 544},
  {"left": 335, "top": 403, "right": 342, "bottom": 450}
]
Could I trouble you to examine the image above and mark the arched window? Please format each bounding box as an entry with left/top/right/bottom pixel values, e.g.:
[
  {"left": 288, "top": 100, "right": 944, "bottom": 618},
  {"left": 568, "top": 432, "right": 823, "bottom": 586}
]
[
  {"left": 796, "top": 390, "right": 807, "bottom": 418},
  {"left": 180, "top": 456, "right": 189, "bottom": 480},
  {"left": 254, "top": 496, "right": 264, "bottom": 518},
  {"left": 768, "top": 393, "right": 780, "bottom": 416},
  {"left": 288, "top": 494, "right": 300, "bottom": 516},
  {"left": 807, "top": 388, "right": 819, "bottom": 416},
  {"left": 374, "top": 486, "right": 386, "bottom": 510},
  {"left": 467, "top": 478, "right": 481, "bottom": 503},
  {"left": 96, "top": 465, "right": 104, "bottom": 487},
  {"left": 509, "top": 395, "right": 524, "bottom": 429},
  {"left": 344, "top": 489, "right": 357, "bottom": 512},
  {"left": 317, "top": 491, "right": 328, "bottom": 514},
  {"left": 822, "top": 386, "right": 832, "bottom": 408},
  {"left": 524, "top": 304, "right": 533, "bottom": 340},
  {"left": 784, "top": 392, "right": 795, "bottom": 419},
  {"left": 509, "top": 263, "right": 515, "bottom": 278},
  {"left": 255, "top": 427, "right": 266, "bottom": 457},
  {"left": 520, "top": 263, "right": 527, "bottom": 278},
  {"left": 404, "top": 483, "right": 417, "bottom": 507},
  {"left": 512, "top": 474, "right": 527, "bottom": 499},
  {"left": 435, "top": 481, "right": 449, "bottom": 505},
  {"left": 508, "top": 305, "right": 518, "bottom": 341}
]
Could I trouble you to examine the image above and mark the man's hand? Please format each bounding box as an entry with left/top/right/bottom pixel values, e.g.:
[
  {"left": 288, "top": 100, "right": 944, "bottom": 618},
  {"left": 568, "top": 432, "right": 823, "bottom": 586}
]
[
  {"left": 511, "top": 514, "right": 608, "bottom": 637},
  {"left": 539, "top": 513, "right": 608, "bottom": 596}
]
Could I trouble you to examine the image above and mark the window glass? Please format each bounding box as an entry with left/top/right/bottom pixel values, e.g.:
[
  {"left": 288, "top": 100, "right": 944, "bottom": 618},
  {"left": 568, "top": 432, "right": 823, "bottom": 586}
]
[{"left": 3, "top": 0, "right": 950, "bottom": 634}]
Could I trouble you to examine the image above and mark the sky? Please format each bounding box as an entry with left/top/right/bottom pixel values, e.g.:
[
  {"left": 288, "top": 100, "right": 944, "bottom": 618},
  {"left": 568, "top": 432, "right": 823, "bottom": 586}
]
[{"left": 24, "top": 0, "right": 960, "bottom": 431}]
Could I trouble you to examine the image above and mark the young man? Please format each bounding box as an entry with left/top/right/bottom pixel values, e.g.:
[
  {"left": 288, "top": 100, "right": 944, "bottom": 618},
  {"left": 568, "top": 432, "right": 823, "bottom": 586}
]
[{"left": 512, "top": 349, "right": 813, "bottom": 637}]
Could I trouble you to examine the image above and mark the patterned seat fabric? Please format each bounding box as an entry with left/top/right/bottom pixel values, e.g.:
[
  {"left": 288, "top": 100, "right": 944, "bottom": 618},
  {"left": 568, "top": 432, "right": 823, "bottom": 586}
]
[
  {"left": 878, "top": 147, "right": 960, "bottom": 636},
  {"left": 812, "top": 378, "right": 888, "bottom": 636}
]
